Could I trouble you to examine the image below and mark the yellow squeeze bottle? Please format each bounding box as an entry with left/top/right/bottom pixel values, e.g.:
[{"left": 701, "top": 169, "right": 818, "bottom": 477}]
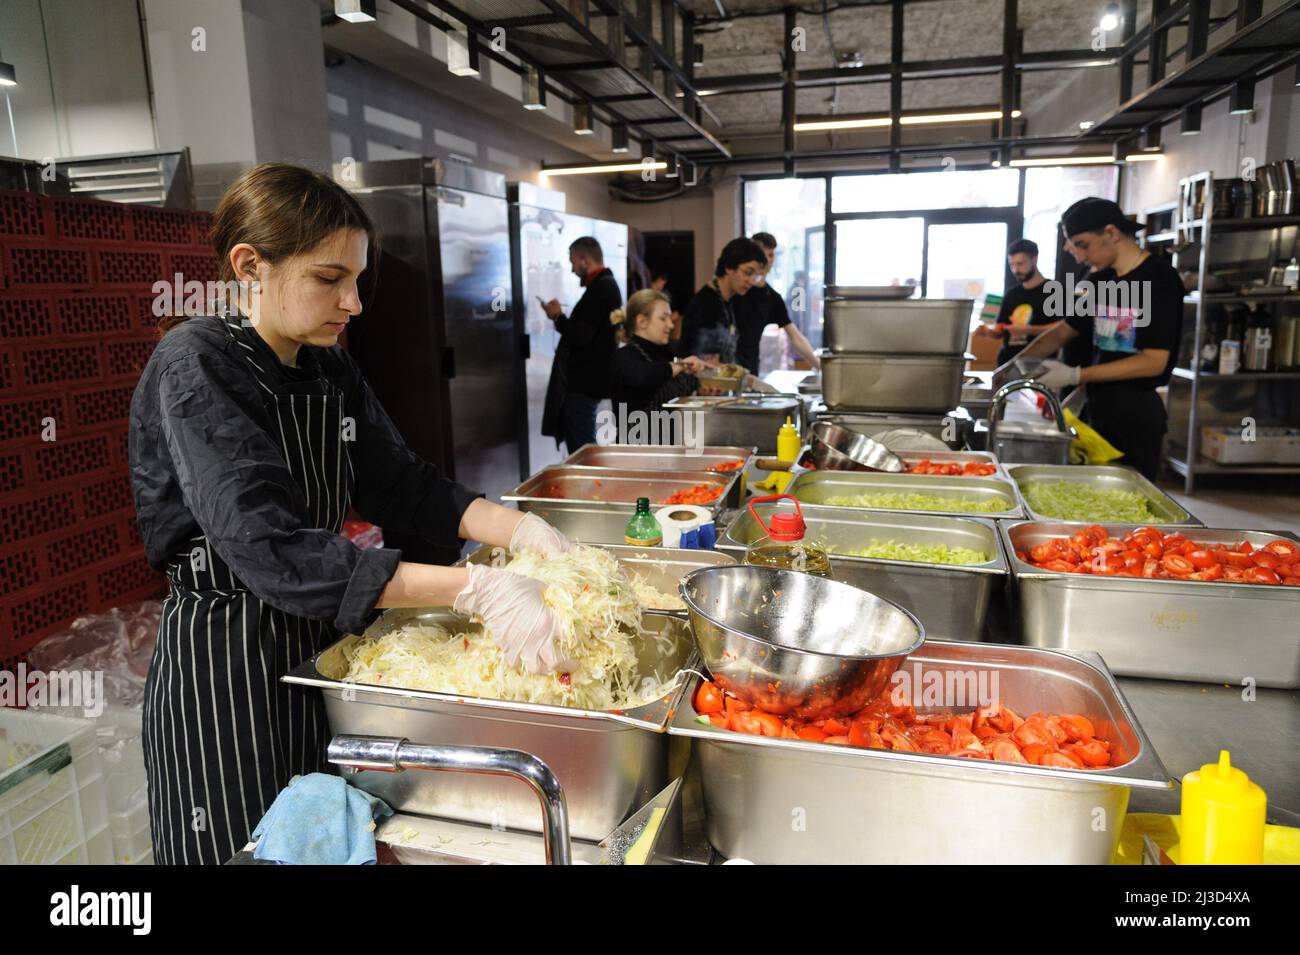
[
  {"left": 1179, "top": 750, "right": 1266, "bottom": 864},
  {"left": 776, "top": 417, "right": 800, "bottom": 464}
]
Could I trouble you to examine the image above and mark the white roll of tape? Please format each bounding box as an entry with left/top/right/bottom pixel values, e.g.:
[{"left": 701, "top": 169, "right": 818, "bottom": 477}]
[{"left": 653, "top": 504, "right": 710, "bottom": 548}]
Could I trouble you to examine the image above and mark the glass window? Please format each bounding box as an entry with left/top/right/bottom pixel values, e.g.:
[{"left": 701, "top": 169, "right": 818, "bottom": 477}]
[
  {"left": 833, "top": 217, "right": 924, "bottom": 290},
  {"left": 1022, "top": 166, "right": 1119, "bottom": 280},
  {"left": 925, "top": 221, "right": 1008, "bottom": 302},
  {"left": 743, "top": 177, "right": 828, "bottom": 358},
  {"left": 832, "top": 169, "right": 1020, "bottom": 213}
]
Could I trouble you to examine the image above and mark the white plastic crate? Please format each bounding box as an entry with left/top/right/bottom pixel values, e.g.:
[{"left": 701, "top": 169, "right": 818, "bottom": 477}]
[
  {"left": 109, "top": 798, "right": 151, "bottom": 863},
  {"left": 0, "top": 709, "right": 111, "bottom": 865}
]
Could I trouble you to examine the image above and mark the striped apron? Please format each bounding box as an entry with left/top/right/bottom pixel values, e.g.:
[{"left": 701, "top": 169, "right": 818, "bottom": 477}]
[{"left": 142, "top": 314, "right": 351, "bottom": 865}]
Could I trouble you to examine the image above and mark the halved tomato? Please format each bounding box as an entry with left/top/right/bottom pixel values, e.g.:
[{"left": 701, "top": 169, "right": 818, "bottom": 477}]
[
  {"left": 1263, "top": 540, "right": 1300, "bottom": 562},
  {"left": 1161, "top": 553, "right": 1195, "bottom": 576},
  {"left": 1251, "top": 551, "right": 1281, "bottom": 571},
  {"left": 1220, "top": 550, "right": 1254, "bottom": 568},
  {"left": 693, "top": 681, "right": 724, "bottom": 715},
  {"left": 1246, "top": 566, "right": 1280, "bottom": 585},
  {"left": 1188, "top": 550, "right": 1218, "bottom": 569}
]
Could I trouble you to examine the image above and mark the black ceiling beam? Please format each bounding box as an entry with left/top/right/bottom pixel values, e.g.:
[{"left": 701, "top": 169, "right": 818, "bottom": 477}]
[
  {"left": 999, "top": 0, "right": 1016, "bottom": 141},
  {"left": 535, "top": 0, "right": 731, "bottom": 157},
  {"left": 486, "top": 14, "right": 565, "bottom": 30},
  {"left": 1118, "top": 0, "right": 1137, "bottom": 101},
  {"left": 889, "top": 0, "right": 903, "bottom": 173},
  {"left": 691, "top": 0, "right": 956, "bottom": 25},
  {"left": 693, "top": 48, "right": 1113, "bottom": 95},
  {"left": 689, "top": 132, "right": 1113, "bottom": 168},
  {"left": 1148, "top": 0, "right": 1170, "bottom": 87},
  {"left": 1237, "top": 0, "right": 1263, "bottom": 29},
  {"left": 782, "top": 5, "right": 797, "bottom": 161},
  {"left": 509, "top": 31, "right": 607, "bottom": 59}
]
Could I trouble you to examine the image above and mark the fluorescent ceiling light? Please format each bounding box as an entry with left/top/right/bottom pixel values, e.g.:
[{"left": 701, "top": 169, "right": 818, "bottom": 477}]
[
  {"left": 1124, "top": 152, "right": 1163, "bottom": 162},
  {"left": 796, "top": 108, "right": 1020, "bottom": 131},
  {"left": 1009, "top": 155, "right": 1114, "bottom": 167},
  {"left": 899, "top": 109, "right": 1021, "bottom": 125},
  {"left": 542, "top": 161, "right": 669, "bottom": 177},
  {"left": 794, "top": 116, "right": 892, "bottom": 131},
  {"left": 1099, "top": 3, "right": 1120, "bottom": 31},
  {"left": 334, "top": 0, "right": 375, "bottom": 23}
]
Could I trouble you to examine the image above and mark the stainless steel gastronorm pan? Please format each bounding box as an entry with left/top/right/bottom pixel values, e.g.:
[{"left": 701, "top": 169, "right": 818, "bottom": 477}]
[
  {"left": 787, "top": 469, "right": 1024, "bottom": 519},
  {"left": 819, "top": 351, "right": 968, "bottom": 413},
  {"left": 284, "top": 609, "right": 698, "bottom": 842},
  {"left": 1006, "top": 464, "right": 1201, "bottom": 526},
  {"left": 893, "top": 449, "right": 1005, "bottom": 479},
  {"left": 502, "top": 465, "right": 737, "bottom": 518},
  {"left": 558, "top": 444, "right": 754, "bottom": 508},
  {"left": 824, "top": 298, "right": 972, "bottom": 355},
  {"left": 718, "top": 503, "right": 1006, "bottom": 642},
  {"left": 813, "top": 410, "right": 966, "bottom": 449},
  {"left": 1002, "top": 522, "right": 1300, "bottom": 688},
  {"left": 663, "top": 395, "right": 803, "bottom": 454},
  {"left": 669, "top": 640, "right": 1171, "bottom": 864}
]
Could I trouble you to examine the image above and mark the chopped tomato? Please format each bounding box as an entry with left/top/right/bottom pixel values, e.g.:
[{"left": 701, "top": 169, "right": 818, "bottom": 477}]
[
  {"left": 1246, "top": 566, "right": 1280, "bottom": 585},
  {"left": 1188, "top": 549, "right": 1218, "bottom": 569},
  {"left": 796, "top": 725, "right": 828, "bottom": 742},
  {"left": 1161, "top": 553, "right": 1194, "bottom": 576},
  {"left": 1263, "top": 540, "right": 1300, "bottom": 561},
  {"left": 693, "top": 681, "right": 724, "bottom": 715}
]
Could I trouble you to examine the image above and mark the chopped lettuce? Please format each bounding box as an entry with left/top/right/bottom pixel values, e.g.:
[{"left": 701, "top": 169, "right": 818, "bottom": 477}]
[
  {"left": 830, "top": 540, "right": 990, "bottom": 565},
  {"left": 819, "top": 491, "right": 1006, "bottom": 514},
  {"left": 1023, "top": 481, "right": 1154, "bottom": 523}
]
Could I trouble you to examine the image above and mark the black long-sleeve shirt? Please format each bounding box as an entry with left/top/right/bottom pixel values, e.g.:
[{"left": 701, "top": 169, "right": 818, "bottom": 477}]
[
  {"left": 554, "top": 268, "right": 622, "bottom": 399},
  {"left": 129, "top": 314, "right": 482, "bottom": 634}
]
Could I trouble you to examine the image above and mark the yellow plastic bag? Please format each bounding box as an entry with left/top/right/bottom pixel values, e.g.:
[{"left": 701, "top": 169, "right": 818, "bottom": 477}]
[
  {"left": 1064, "top": 407, "right": 1124, "bottom": 466},
  {"left": 1113, "top": 813, "right": 1300, "bottom": 865}
]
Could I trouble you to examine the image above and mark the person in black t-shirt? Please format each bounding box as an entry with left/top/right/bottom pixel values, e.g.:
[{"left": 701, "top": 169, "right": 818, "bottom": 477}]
[
  {"left": 977, "top": 238, "right": 1054, "bottom": 366},
  {"left": 733, "top": 233, "right": 820, "bottom": 375},
  {"left": 992, "top": 198, "right": 1183, "bottom": 480},
  {"left": 678, "top": 237, "right": 767, "bottom": 365}
]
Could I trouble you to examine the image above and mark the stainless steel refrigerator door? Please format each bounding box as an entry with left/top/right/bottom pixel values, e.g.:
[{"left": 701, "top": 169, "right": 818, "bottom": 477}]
[{"left": 432, "top": 185, "right": 523, "bottom": 503}]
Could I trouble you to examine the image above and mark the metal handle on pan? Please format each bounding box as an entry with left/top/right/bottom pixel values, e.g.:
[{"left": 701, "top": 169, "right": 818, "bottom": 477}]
[{"left": 327, "top": 734, "right": 573, "bottom": 865}]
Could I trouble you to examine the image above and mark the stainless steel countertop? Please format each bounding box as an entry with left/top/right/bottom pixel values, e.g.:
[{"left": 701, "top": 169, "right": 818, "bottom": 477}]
[{"left": 1118, "top": 678, "right": 1300, "bottom": 825}]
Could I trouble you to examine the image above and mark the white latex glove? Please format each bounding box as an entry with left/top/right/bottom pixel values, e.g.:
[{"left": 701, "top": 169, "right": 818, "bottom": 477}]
[
  {"left": 1033, "top": 359, "right": 1081, "bottom": 390},
  {"left": 453, "top": 563, "right": 571, "bottom": 674},
  {"left": 509, "top": 512, "right": 574, "bottom": 557}
]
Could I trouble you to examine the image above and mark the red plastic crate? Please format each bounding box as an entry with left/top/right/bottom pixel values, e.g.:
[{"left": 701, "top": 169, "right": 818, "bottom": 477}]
[
  {"left": 32, "top": 433, "right": 115, "bottom": 486},
  {"left": 2, "top": 579, "right": 91, "bottom": 659},
  {"left": 57, "top": 293, "right": 135, "bottom": 335},
  {"left": 132, "top": 206, "right": 204, "bottom": 246},
  {"left": 18, "top": 342, "right": 102, "bottom": 388},
  {"left": 0, "top": 449, "right": 25, "bottom": 494},
  {"left": 82, "top": 474, "right": 132, "bottom": 520},
  {"left": 0, "top": 549, "right": 41, "bottom": 592},
  {"left": 0, "top": 491, "right": 80, "bottom": 544},
  {"left": 0, "top": 294, "right": 56, "bottom": 339},
  {"left": 3, "top": 245, "right": 94, "bottom": 289},
  {"left": 0, "top": 191, "right": 49, "bottom": 239},
  {"left": 0, "top": 349, "right": 11, "bottom": 391},
  {"left": 96, "top": 551, "right": 163, "bottom": 604},
  {"left": 104, "top": 339, "right": 156, "bottom": 379},
  {"left": 45, "top": 517, "right": 123, "bottom": 579},
  {"left": 53, "top": 196, "right": 130, "bottom": 243},
  {"left": 0, "top": 396, "right": 66, "bottom": 445},
  {"left": 95, "top": 248, "right": 166, "bottom": 286},
  {"left": 167, "top": 251, "right": 220, "bottom": 285},
  {"left": 72, "top": 384, "right": 136, "bottom": 428}
]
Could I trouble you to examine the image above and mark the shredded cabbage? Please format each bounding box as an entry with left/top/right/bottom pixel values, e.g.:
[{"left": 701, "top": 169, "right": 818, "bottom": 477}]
[
  {"left": 820, "top": 491, "right": 1005, "bottom": 514},
  {"left": 829, "top": 540, "right": 990, "bottom": 565},
  {"left": 341, "top": 546, "right": 681, "bottom": 710},
  {"left": 1023, "top": 481, "right": 1154, "bottom": 522}
]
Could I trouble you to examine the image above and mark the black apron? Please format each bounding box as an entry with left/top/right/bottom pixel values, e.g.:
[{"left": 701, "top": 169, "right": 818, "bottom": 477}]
[
  {"left": 1085, "top": 384, "right": 1167, "bottom": 481},
  {"left": 142, "top": 313, "right": 350, "bottom": 865}
]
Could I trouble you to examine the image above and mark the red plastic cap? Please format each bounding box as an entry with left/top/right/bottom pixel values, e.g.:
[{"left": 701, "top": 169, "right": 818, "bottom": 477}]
[{"left": 768, "top": 511, "right": 806, "bottom": 542}]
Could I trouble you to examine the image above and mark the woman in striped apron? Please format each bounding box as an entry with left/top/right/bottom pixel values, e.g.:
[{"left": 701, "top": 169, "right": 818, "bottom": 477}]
[{"left": 129, "top": 163, "right": 571, "bottom": 864}]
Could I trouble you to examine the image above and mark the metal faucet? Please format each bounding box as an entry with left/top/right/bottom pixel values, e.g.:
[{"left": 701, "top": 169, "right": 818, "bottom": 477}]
[
  {"left": 327, "top": 735, "right": 572, "bottom": 864},
  {"left": 988, "top": 378, "right": 1072, "bottom": 455}
]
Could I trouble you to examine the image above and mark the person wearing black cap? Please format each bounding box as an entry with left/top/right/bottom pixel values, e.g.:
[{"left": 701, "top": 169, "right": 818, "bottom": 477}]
[{"left": 992, "top": 197, "right": 1183, "bottom": 480}]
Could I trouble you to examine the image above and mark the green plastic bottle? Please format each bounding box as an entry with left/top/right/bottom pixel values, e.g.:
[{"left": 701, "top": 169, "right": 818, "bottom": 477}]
[{"left": 624, "top": 497, "right": 663, "bottom": 546}]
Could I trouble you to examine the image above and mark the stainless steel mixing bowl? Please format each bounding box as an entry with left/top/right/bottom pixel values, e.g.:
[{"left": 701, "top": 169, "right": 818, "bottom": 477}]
[
  {"left": 679, "top": 565, "right": 925, "bottom": 720},
  {"left": 809, "top": 420, "right": 906, "bottom": 472}
]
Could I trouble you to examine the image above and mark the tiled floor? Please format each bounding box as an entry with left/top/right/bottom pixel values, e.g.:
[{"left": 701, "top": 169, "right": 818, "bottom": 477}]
[{"left": 1159, "top": 475, "right": 1300, "bottom": 535}]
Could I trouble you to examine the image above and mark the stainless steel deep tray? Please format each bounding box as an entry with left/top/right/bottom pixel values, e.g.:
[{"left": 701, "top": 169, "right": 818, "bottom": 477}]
[
  {"left": 669, "top": 640, "right": 1171, "bottom": 864},
  {"left": 1002, "top": 521, "right": 1300, "bottom": 688},
  {"left": 284, "top": 609, "right": 697, "bottom": 842},
  {"left": 718, "top": 503, "right": 1006, "bottom": 642},
  {"left": 502, "top": 465, "right": 737, "bottom": 517},
  {"left": 787, "top": 469, "right": 1024, "bottom": 519},
  {"left": 1006, "top": 464, "right": 1201, "bottom": 526}
]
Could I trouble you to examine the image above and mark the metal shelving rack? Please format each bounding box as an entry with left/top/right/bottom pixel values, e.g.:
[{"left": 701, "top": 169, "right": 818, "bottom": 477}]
[{"left": 1165, "top": 172, "right": 1300, "bottom": 493}]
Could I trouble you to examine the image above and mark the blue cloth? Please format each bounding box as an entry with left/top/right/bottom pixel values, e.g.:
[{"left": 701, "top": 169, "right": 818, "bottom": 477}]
[{"left": 251, "top": 773, "right": 394, "bottom": 865}]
